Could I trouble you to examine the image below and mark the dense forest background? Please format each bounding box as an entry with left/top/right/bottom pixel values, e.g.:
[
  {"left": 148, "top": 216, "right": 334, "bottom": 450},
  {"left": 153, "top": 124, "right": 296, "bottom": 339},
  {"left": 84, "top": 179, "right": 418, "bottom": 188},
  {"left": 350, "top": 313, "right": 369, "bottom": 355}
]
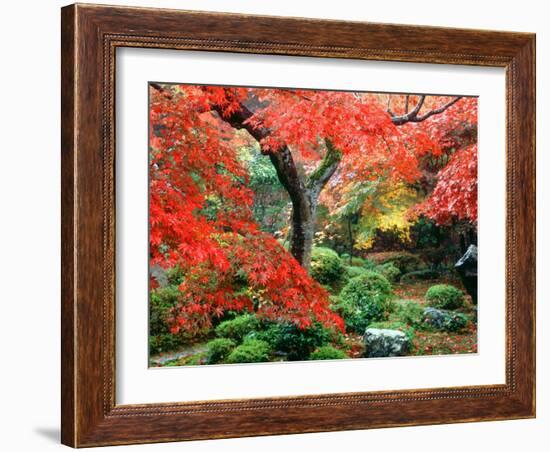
[{"left": 148, "top": 84, "right": 478, "bottom": 366}]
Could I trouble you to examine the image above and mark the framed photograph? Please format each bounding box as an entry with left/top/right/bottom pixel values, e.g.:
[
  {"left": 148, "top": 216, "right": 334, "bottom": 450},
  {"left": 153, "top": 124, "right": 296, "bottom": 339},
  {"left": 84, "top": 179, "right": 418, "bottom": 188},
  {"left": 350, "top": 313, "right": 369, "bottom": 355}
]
[{"left": 61, "top": 3, "right": 535, "bottom": 447}]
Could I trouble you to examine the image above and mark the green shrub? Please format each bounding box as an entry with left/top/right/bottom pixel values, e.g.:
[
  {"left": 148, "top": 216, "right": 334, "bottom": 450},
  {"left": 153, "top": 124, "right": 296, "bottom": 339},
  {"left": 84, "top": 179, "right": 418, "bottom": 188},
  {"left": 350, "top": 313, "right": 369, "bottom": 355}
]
[
  {"left": 310, "top": 247, "right": 345, "bottom": 285},
  {"left": 339, "top": 256, "right": 375, "bottom": 269},
  {"left": 215, "top": 314, "right": 260, "bottom": 342},
  {"left": 367, "top": 321, "right": 416, "bottom": 342},
  {"left": 350, "top": 256, "right": 377, "bottom": 270},
  {"left": 148, "top": 334, "right": 182, "bottom": 356},
  {"left": 423, "top": 308, "right": 468, "bottom": 332},
  {"left": 162, "top": 359, "right": 181, "bottom": 367},
  {"left": 417, "top": 247, "right": 449, "bottom": 267},
  {"left": 425, "top": 284, "right": 464, "bottom": 310},
  {"left": 205, "top": 338, "right": 236, "bottom": 364},
  {"left": 309, "top": 345, "right": 348, "bottom": 360},
  {"left": 346, "top": 265, "right": 369, "bottom": 279},
  {"left": 232, "top": 268, "right": 249, "bottom": 287},
  {"left": 329, "top": 294, "right": 340, "bottom": 305},
  {"left": 446, "top": 313, "right": 468, "bottom": 332},
  {"left": 256, "top": 322, "right": 334, "bottom": 361},
  {"left": 410, "top": 217, "right": 441, "bottom": 249},
  {"left": 335, "top": 272, "right": 393, "bottom": 333},
  {"left": 149, "top": 285, "right": 185, "bottom": 354},
  {"left": 375, "top": 262, "right": 401, "bottom": 282},
  {"left": 149, "top": 286, "right": 180, "bottom": 335},
  {"left": 165, "top": 266, "right": 185, "bottom": 285},
  {"left": 172, "top": 352, "right": 207, "bottom": 366},
  {"left": 393, "top": 301, "right": 425, "bottom": 328},
  {"left": 400, "top": 269, "right": 439, "bottom": 283},
  {"left": 225, "top": 339, "right": 271, "bottom": 364},
  {"left": 445, "top": 313, "right": 468, "bottom": 332},
  {"left": 183, "top": 353, "right": 206, "bottom": 366},
  {"left": 380, "top": 252, "right": 426, "bottom": 274}
]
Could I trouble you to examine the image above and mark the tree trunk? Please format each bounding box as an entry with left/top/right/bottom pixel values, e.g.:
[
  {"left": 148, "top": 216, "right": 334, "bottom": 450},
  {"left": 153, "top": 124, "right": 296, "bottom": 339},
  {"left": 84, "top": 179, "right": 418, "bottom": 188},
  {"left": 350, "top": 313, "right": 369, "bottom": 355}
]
[
  {"left": 212, "top": 98, "right": 341, "bottom": 270},
  {"left": 267, "top": 147, "right": 328, "bottom": 271},
  {"left": 288, "top": 189, "right": 317, "bottom": 270},
  {"left": 280, "top": 139, "right": 341, "bottom": 269}
]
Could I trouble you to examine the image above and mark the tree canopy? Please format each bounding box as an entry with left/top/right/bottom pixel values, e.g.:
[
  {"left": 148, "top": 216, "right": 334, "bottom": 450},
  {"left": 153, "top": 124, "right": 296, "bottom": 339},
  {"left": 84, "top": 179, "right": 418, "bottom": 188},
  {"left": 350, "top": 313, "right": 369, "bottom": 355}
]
[{"left": 149, "top": 84, "right": 477, "bottom": 335}]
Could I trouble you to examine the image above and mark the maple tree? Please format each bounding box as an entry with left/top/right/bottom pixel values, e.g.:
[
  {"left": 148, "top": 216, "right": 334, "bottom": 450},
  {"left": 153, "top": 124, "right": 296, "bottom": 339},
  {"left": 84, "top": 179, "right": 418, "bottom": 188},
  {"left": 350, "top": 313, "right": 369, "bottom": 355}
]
[
  {"left": 316, "top": 94, "right": 478, "bottom": 253},
  {"left": 418, "top": 143, "right": 478, "bottom": 224},
  {"left": 149, "top": 84, "right": 477, "bottom": 335},
  {"left": 211, "top": 90, "right": 475, "bottom": 266},
  {"left": 149, "top": 85, "right": 344, "bottom": 334}
]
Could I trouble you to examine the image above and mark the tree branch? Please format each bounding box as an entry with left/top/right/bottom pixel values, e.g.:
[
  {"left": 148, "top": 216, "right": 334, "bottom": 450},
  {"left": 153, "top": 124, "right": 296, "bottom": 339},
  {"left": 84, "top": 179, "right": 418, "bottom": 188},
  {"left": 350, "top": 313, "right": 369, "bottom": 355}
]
[
  {"left": 209, "top": 95, "right": 308, "bottom": 198},
  {"left": 390, "top": 95, "right": 462, "bottom": 126},
  {"left": 414, "top": 96, "right": 463, "bottom": 122},
  {"left": 151, "top": 84, "right": 331, "bottom": 200},
  {"left": 306, "top": 139, "right": 342, "bottom": 192},
  {"left": 211, "top": 100, "right": 269, "bottom": 142}
]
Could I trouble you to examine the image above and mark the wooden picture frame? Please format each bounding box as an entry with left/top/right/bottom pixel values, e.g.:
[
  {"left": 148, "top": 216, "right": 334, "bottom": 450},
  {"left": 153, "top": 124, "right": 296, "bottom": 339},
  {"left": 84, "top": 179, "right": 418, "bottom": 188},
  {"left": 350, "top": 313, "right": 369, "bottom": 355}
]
[{"left": 61, "top": 3, "right": 535, "bottom": 447}]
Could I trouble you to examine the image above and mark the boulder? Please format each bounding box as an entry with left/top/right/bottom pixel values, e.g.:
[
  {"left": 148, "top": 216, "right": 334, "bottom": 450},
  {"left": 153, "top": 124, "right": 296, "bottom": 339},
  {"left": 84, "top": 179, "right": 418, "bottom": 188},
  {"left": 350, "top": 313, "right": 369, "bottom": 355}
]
[
  {"left": 150, "top": 264, "right": 168, "bottom": 288},
  {"left": 363, "top": 328, "right": 409, "bottom": 358},
  {"left": 423, "top": 307, "right": 468, "bottom": 332},
  {"left": 455, "top": 244, "right": 478, "bottom": 305}
]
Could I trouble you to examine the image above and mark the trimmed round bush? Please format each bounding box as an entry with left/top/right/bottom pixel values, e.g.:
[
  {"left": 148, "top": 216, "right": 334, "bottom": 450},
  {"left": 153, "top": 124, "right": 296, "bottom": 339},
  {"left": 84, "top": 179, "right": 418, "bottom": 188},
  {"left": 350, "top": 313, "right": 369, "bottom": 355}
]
[
  {"left": 350, "top": 256, "right": 377, "bottom": 270},
  {"left": 367, "top": 320, "right": 416, "bottom": 342},
  {"left": 400, "top": 269, "right": 439, "bottom": 283},
  {"left": 375, "top": 262, "right": 401, "bottom": 282},
  {"left": 309, "top": 345, "right": 348, "bottom": 360},
  {"left": 425, "top": 284, "right": 465, "bottom": 310},
  {"left": 335, "top": 271, "right": 393, "bottom": 333},
  {"left": 215, "top": 314, "right": 260, "bottom": 342},
  {"left": 380, "top": 252, "right": 426, "bottom": 274},
  {"left": 257, "top": 322, "right": 333, "bottom": 361},
  {"left": 310, "top": 247, "right": 345, "bottom": 285},
  {"left": 225, "top": 339, "right": 271, "bottom": 364},
  {"left": 205, "top": 338, "right": 236, "bottom": 364},
  {"left": 346, "top": 265, "right": 369, "bottom": 279},
  {"left": 394, "top": 301, "right": 425, "bottom": 329}
]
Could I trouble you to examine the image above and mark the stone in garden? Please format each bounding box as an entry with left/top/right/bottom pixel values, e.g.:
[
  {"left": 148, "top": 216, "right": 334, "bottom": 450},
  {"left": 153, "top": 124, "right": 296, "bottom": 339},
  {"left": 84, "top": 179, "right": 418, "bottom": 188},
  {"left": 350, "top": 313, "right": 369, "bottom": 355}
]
[
  {"left": 423, "top": 307, "right": 468, "bottom": 332},
  {"left": 363, "top": 328, "right": 409, "bottom": 358},
  {"left": 150, "top": 264, "right": 168, "bottom": 288},
  {"left": 455, "top": 244, "right": 478, "bottom": 305}
]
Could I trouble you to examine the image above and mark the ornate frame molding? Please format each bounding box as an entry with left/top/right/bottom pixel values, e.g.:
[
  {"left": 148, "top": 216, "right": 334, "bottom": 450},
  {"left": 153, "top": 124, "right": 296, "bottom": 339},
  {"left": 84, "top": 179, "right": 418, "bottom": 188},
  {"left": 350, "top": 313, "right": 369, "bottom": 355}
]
[{"left": 61, "top": 4, "right": 535, "bottom": 447}]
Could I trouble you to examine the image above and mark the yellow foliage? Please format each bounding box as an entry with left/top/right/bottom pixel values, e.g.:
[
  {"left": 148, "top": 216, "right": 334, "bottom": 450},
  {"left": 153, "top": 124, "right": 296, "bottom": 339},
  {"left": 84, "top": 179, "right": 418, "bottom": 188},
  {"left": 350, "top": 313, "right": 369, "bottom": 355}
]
[
  {"left": 353, "top": 183, "right": 419, "bottom": 250},
  {"left": 354, "top": 233, "right": 375, "bottom": 250}
]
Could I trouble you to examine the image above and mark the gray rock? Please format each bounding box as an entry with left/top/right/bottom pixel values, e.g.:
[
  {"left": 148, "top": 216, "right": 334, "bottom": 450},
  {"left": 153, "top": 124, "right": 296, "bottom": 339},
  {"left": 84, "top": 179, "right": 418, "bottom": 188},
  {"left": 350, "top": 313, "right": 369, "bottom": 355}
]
[
  {"left": 455, "top": 244, "right": 478, "bottom": 305},
  {"left": 423, "top": 307, "right": 468, "bottom": 332},
  {"left": 363, "top": 328, "right": 409, "bottom": 358},
  {"left": 150, "top": 264, "right": 168, "bottom": 288}
]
